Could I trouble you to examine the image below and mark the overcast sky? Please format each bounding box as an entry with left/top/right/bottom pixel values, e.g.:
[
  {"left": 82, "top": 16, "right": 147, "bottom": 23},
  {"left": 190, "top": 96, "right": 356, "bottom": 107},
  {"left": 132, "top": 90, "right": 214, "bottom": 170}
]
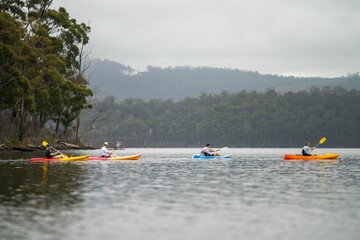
[{"left": 54, "top": 0, "right": 360, "bottom": 77}]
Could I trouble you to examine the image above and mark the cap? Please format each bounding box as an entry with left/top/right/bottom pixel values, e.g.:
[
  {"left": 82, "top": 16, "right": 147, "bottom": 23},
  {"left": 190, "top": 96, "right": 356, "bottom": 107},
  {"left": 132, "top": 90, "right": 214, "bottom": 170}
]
[{"left": 104, "top": 142, "right": 108, "bottom": 145}]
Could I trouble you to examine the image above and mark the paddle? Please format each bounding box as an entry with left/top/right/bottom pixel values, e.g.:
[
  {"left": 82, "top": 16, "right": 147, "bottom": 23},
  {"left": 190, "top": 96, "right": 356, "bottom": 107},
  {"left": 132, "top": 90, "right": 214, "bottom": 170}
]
[
  {"left": 209, "top": 146, "right": 228, "bottom": 156},
  {"left": 310, "top": 137, "right": 326, "bottom": 153},
  {"left": 42, "top": 141, "right": 68, "bottom": 158},
  {"left": 217, "top": 147, "right": 228, "bottom": 151},
  {"left": 109, "top": 141, "right": 122, "bottom": 156}
]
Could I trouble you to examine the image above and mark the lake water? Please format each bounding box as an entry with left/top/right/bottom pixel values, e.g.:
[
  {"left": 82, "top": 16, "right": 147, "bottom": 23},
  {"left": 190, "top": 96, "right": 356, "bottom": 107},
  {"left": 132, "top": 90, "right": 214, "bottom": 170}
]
[{"left": 0, "top": 148, "right": 359, "bottom": 240}]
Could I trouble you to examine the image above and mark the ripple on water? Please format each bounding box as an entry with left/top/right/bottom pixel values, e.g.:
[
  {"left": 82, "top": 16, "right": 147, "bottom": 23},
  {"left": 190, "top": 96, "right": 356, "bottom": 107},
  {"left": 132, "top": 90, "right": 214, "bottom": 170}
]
[{"left": 0, "top": 148, "right": 360, "bottom": 240}]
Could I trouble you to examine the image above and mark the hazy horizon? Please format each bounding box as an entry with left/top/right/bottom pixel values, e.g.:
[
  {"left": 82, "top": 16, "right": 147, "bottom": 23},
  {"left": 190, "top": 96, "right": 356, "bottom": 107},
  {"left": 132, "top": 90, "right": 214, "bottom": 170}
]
[{"left": 54, "top": 0, "right": 360, "bottom": 78}]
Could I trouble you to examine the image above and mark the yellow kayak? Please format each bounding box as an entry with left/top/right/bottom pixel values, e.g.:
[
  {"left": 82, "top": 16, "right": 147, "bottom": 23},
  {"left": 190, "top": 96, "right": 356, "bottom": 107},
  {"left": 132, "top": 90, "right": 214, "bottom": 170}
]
[
  {"left": 88, "top": 154, "right": 142, "bottom": 161},
  {"left": 30, "top": 155, "right": 90, "bottom": 162}
]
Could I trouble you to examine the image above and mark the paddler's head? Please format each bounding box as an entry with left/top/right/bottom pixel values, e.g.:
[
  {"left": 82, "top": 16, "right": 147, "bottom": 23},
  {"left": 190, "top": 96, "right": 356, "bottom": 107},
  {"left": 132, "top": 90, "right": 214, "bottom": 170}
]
[
  {"left": 104, "top": 142, "right": 108, "bottom": 146},
  {"left": 205, "top": 143, "right": 211, "bottom": 148},
  {"left": 305, "top": 141, "right": 310, "bottom": 146}
]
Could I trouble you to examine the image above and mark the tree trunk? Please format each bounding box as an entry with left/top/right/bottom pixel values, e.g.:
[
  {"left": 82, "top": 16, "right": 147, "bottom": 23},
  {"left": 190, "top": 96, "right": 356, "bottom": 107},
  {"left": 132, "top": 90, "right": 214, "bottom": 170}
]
[
  {"left": 55, "top": 113, "right": 61, "bottom": 135},
  {"left": 17, "top": 98, "right": 24, "bottom": 141},
  {"left": 75, "top": 114, "right": 80, "bottom": 143}
]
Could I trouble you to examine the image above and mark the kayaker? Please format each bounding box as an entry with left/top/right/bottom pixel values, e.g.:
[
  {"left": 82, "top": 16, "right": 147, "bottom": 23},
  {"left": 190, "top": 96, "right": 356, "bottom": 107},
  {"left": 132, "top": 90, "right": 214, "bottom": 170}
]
[
  {"left": 45, "top": 144, "right": 65, "bottom": 158},
  {"left": 302, "top": 141, "right": 315, "bottom": 156},
  {"left": 100, "top": 142, "right": 117, "bottom": 157},
  {"left": 200, "top": 144, "right": 221, "bottom": 156}
]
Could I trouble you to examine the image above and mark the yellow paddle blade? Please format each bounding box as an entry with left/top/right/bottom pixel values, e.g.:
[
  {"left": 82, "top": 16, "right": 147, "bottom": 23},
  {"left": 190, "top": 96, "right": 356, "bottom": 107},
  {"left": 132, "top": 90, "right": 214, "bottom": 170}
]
[
  {"left": 42, "top": 141, "right": 48, "bottom": 147},
  {"left": 319, "top": 137, "right": 326, "bottom": 144}
]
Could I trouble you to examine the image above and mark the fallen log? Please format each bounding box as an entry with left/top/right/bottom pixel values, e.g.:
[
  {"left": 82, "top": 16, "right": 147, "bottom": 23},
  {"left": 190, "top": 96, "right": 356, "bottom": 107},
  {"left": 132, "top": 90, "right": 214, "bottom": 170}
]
[
  {"left": 12, "top": 146, "right": 35, "bottom": 152},
  {"left": 61, "top": 142, "right": 80, "bottom": 149}
]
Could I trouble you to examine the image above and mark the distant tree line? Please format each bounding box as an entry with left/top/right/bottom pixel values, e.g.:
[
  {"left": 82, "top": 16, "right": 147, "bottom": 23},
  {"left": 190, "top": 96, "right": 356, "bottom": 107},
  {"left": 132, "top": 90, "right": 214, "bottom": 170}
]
[
  {"left": 80, "top": 87, "right": 360, "bottom": 148},
  {"left": 0, "top": 0, "right": 92, "bottom": 142},
  {"left": 88, "top": 59, "right": 360, "bottom": 101}
]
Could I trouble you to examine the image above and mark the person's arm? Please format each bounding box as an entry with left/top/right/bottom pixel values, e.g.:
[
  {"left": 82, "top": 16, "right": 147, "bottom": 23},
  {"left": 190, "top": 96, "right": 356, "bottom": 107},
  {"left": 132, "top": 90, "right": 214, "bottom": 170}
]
[
  {"left": 304, "top": 146, "right": 313, "bottom": 155},
  {"left": 51, "top": 150, "right": 60, "bottom": 156}
]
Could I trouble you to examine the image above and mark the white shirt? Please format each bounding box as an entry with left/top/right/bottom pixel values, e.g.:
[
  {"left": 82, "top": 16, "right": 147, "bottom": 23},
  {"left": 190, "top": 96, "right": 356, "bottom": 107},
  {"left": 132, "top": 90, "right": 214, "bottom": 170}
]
[
  {"left": 302, "top": 145, "right": 311, "bottom": 155},
  {"left": 201, "top": 147, "right": 215, "bottom": 155},
  {"left": 101, "top": 146, "right": 110, "bottom": 157}
]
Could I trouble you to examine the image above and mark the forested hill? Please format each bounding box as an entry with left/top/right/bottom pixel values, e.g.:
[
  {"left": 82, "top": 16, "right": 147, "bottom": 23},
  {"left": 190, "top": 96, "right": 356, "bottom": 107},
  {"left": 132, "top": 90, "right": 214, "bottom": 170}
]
[
  {"left": 80, "top": 88, "right": 360, "bottom": 148},
  {"left": 88, "top": 59, "right": 360, "bottom": 101}
]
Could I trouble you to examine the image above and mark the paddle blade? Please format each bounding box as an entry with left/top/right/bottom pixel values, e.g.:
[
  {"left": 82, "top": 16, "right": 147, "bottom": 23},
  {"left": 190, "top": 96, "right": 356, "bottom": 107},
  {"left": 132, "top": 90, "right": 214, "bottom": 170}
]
[
  {"left": 42, "top": 141, "right": 48, "bottom": 147},
  {"left": 319, "top": 137, "right": 327, "bottom": 144},
  {"left": 115, "top": 141, "right": 122, "bottom": 149}
]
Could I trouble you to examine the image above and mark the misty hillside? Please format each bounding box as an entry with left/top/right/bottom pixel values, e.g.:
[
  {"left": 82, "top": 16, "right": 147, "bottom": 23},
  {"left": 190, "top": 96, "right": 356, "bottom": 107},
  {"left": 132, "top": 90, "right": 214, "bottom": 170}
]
[{"left": 87, "top": 59, "right": 360, "bottom": 101}]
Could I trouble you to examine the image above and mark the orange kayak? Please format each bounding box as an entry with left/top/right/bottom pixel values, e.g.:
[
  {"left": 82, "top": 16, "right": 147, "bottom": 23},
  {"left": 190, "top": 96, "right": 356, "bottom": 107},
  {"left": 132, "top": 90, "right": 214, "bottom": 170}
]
[{"left": 283, "top": 153, "right": 339, "bottom": 160}]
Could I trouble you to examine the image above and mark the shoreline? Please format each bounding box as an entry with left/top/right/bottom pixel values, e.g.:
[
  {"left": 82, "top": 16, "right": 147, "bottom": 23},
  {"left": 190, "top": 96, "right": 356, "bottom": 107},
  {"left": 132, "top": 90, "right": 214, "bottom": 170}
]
[{"left": 0, "top": 142, "right": 96, "bottom": 152}]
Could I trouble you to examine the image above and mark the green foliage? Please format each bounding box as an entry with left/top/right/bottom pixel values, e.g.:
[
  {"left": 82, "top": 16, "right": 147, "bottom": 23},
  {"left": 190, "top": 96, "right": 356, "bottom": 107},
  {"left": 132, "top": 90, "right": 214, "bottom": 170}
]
[
  {"left": 0, "top": 1, "right": 92, "bottom": 141},
  {"left": 80, "top": 87, "right": 360, "bottom": 148},
  {"left": 0, "top": 12, "right": 33, "bottom": 111}
]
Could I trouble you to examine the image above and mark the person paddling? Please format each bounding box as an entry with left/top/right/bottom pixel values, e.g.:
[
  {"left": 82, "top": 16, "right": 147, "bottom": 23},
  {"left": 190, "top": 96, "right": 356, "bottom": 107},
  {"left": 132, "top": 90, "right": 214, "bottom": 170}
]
[
  {"left": 200, "top": 144, "right": 221, "bottom": 156},
  {"left": 302, "top": 141, "right": 315, "bottom": 156},
  {"left": 100, "top": 142, "right": 117, "bottom": 157},
  {"left": 45, "top": 144, "right": 66, "bottom": 158}
]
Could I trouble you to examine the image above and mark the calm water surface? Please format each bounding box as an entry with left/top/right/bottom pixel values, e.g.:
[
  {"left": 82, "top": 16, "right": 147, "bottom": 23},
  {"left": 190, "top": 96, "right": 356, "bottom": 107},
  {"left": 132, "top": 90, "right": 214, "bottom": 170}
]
[{"left": 0, "top": 148, "right": 359, "bottom": 240}]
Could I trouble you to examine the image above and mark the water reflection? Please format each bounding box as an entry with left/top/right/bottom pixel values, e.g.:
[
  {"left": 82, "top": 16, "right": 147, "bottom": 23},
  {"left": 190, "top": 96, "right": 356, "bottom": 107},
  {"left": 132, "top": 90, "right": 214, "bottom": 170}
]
[
  {"left": 0, "top": 161, "right": 88, "bottom": 207},
  {"left": 41, "top": 162, "right": 48, "bottom": 193}
]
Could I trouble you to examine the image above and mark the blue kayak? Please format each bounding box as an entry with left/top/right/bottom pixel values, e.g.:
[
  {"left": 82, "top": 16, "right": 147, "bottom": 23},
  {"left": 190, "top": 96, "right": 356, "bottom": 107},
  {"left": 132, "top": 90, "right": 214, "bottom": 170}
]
[{"left": 192, "top": 154, "right": 232, "bottom": 159}]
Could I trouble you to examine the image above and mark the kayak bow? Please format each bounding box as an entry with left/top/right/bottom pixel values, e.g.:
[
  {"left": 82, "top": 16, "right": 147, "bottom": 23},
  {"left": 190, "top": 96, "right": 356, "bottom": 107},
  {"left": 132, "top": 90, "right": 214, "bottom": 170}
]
[{"left": 283, "top": 153, "right": 339, "bottom": 160}]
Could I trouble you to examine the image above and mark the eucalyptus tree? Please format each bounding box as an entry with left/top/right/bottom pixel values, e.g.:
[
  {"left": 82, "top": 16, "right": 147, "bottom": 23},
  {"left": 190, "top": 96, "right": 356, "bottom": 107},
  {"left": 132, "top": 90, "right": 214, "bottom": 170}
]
[
  {"left": 0, "top": 0, "right": 92, "bottom": 140},
  {"left": 0, "top": 12, "right": 35, "bottom": 140}
]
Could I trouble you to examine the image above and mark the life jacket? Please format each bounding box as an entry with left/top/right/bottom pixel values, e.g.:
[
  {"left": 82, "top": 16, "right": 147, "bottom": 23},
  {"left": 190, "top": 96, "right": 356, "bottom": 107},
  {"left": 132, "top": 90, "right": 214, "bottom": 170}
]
[
  {"left": 302, "top": 149, "right": 312, "bottom": 156},
  {"left": 45, "top": 149, "right": 52, "bottom": 158}
]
